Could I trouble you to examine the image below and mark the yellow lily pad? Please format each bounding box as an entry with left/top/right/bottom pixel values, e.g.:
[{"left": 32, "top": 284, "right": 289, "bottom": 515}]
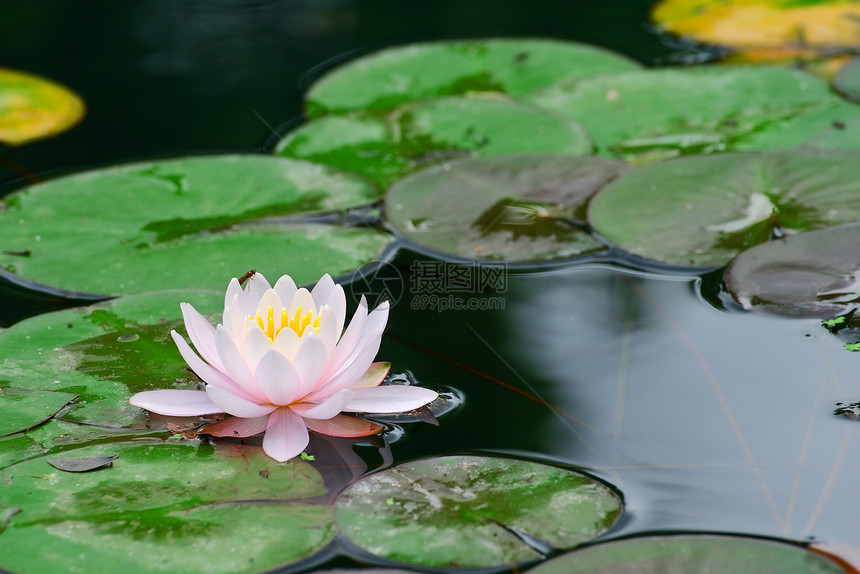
[
  {"left": 0, "top": 67, "right": 85, "bottom": 146},
  {"left": 652, "top": 0, "right": 860, "bottom": 47},
  {"left": 653, "top": 0, "right": 860, "bottom": 48}
]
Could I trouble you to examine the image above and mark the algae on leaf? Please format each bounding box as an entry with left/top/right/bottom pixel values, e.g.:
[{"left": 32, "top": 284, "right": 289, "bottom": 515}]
[
  {"left": 277, "top": 96, "right": 592, "bottom": 189},
  {"left": 0, "top": 442, "right": 335, "bottom": 574},
  {"left": 335, "top": 455, "right": 622, "bottom": 569},
  {"left": 0, "top": 290, "right": 222, "bottom": 429}
]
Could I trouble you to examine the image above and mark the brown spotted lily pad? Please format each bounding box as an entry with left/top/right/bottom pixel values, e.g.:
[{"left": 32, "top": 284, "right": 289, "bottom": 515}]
[{"left": 385, "top": 154, "right": 628, "bottom": 261}]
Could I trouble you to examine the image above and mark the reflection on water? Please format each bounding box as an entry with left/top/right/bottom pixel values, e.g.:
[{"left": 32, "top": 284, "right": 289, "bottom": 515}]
[
  {"left": 133, "top": 0, "right": 355, "bottom": 89},
  {"left": 379, "top": 251, "right": 860, "bottom": 545}
]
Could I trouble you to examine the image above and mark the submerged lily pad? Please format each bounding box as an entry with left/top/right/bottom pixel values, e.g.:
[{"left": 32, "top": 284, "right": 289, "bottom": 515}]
[
  {"left": 276, "top": 96, "right": 592, "bottom": 189},
  {"left": 724, "top": 223, "right": 860, "bottom": 318},
  {"left": 832, "top": 57, "right": 860, "bottom": 103},
  {"left": 335, "top": 455, "right": 622, "bottom": 569},
  {"left": 304, "top": 39, "right": 641, "bottom": 117},
  {"left": 0, "top": 388, "right": 77, "bottom": 437},
  {"left": 587, "top": 150, "right": 860, "bottom": 268},
  {"left": 0, "top": 155, "right": 390, "bottom": 296},
  {"left": 529, "top": 534, "right": 845, "bottom": 573},
  {"left": 0, "top": 67, "right": 85, "bottom": 146},
  {"left": 0, "top": 290, "right": 222, "bottom": 428},
  {"left": 0, "top": 441, "right": 334, "bottom": 574},
  {"left": 385, "top": 154, "right": 629, "bottom": 261},
  {"left": 525, "top": 66, "right": 832, "bottom": 158}
]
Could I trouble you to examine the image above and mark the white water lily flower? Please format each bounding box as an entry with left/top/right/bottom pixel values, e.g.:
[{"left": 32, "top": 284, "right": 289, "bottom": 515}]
[{"left": 130, "top": 272, "right": 437, "bottom": 462}]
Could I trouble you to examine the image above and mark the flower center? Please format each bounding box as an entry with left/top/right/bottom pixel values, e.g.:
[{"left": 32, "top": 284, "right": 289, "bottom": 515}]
[{"left": 248, "top": 305, "right": 320, "bottom": 343}]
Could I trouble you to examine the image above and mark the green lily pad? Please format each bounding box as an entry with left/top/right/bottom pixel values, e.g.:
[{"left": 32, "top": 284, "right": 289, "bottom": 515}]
[
  {"left": 0, "top": 290, "right": 222, "bottom": 428},
  {"left": 724, "top": 223, "right": 860, "bottom": 318},
  {"left": 524, "top": 66, "right": 833, "bottom": 159},
  {"left": 528, "top": 534, "right": 845, "bottom": 573},
  {"left": 0, "top": 155, "right": 391, "bottom": 296},
  {"left": 0, "top": 388, "right": 77, "bottom": 437},
  {"left": 833, "top": 57, "right": 860, "bottom": 102},
  {"left": 587, "top": 150, "right": 860, "bottom": 268},
  {"left": 304, "top": 39, "right": 641, "bottom": 117},
  {"left": 733, "top": 100, "right": 860, "bottom": 152},
  {"left": 0, "top": 67, "right": 85, "bottom": 146},
  {"left": 0, "top": 434, "right": 43, "bottom": 469},
  {"left": 0, "top": 441, "right": 334, "bottom": 574},
  {"left": 335, "top": 455, "right": 622, "bottom": 569},
  {"left": 385, "top": 154, "right": 629, "bottom": 261},
  {"left": 276, "top": 96, "right": 592, "bottom": 189}
]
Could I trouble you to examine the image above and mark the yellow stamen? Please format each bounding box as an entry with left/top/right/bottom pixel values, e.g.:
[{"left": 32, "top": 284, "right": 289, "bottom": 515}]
[
  {"left": 294, "top": 305, "right": 302, "bottom": 332},
  {"left": 246, "top": 303, "right": 322, "bottom": 342}
]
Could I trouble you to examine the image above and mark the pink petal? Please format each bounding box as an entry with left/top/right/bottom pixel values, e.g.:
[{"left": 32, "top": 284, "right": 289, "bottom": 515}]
[
  {"left": 325, "top": 296, "right": 368, "bottom": 377},
  {"left": 243, "top": 325, "right": 272, "bottom": 373},
  {"left": 351, "top": 362, "right": 390, "bottom": 388},
  {"left": 130, "top": 389, "right": 223, "bottom": 416},
  {"left": 246, "top": 272, "right": 272, "bottom": 304},
  {"left": 272, "top": 326, "right": 301, "bottom": 361},
  {"left": 325, "top": 284, "right": 347, "bottom": 337},
  {"left": 315, "top": 306, "right": 339, "bottom": 354},
  {"left": 225, "top": 294, "right": 247, "bottom": 352},
  {"left": 288, "top": 287, "right": 317, "bottom": 317},
  {"left": 215, "top": 325, "right": 266, "bottom": 401},
  {"left": 206, "top": 385, "right": 276, "bottom": 418},
  {"left": 304, "top": 414, "right": 383, "bottom": 438},
  {"left": 170, "top": 331, "right": 257, "bottom": 403},
  {"left": 255, "top": 288, "right": 284, "bottom": 321},
  {"left": 254, "top": 349, "right": 301, "bottom": 405},
  {"left": 179, "top": 302, "right": 224, "bottom": 372},
  {"left": 290, "top": 389, "right": 354, "bottom": 419},
  {"left": 263, "top": 408, "right": 309, "bottom": 462},
  {"left": 273, "top": 275, "right": 298, "bottom": 309},
  {"left": 292, "top": 333, "right": 330, "bottom": 397},
  {"left": 311, "top": 337, "right": 380, "bottom": 399},
  {"left": 224, "top": 277, "right": 243, "bottom": 312},
  {"left": 202, "top": 415, "right": 268, "bottom": 437},
  {"left": 328, "top": 300, "right": 388, "bottom": 380},
  {"left": 310, "top": 273, "right": 335, "bottom": 309},
  {"left": 343, "top": 385, "right": 438, "bottom": 413}
]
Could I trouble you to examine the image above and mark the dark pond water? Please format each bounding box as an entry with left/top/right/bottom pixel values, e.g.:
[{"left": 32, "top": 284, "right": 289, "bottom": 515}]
[{"left": 3, "top": 1, "right": 860, "bottom": 571}]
